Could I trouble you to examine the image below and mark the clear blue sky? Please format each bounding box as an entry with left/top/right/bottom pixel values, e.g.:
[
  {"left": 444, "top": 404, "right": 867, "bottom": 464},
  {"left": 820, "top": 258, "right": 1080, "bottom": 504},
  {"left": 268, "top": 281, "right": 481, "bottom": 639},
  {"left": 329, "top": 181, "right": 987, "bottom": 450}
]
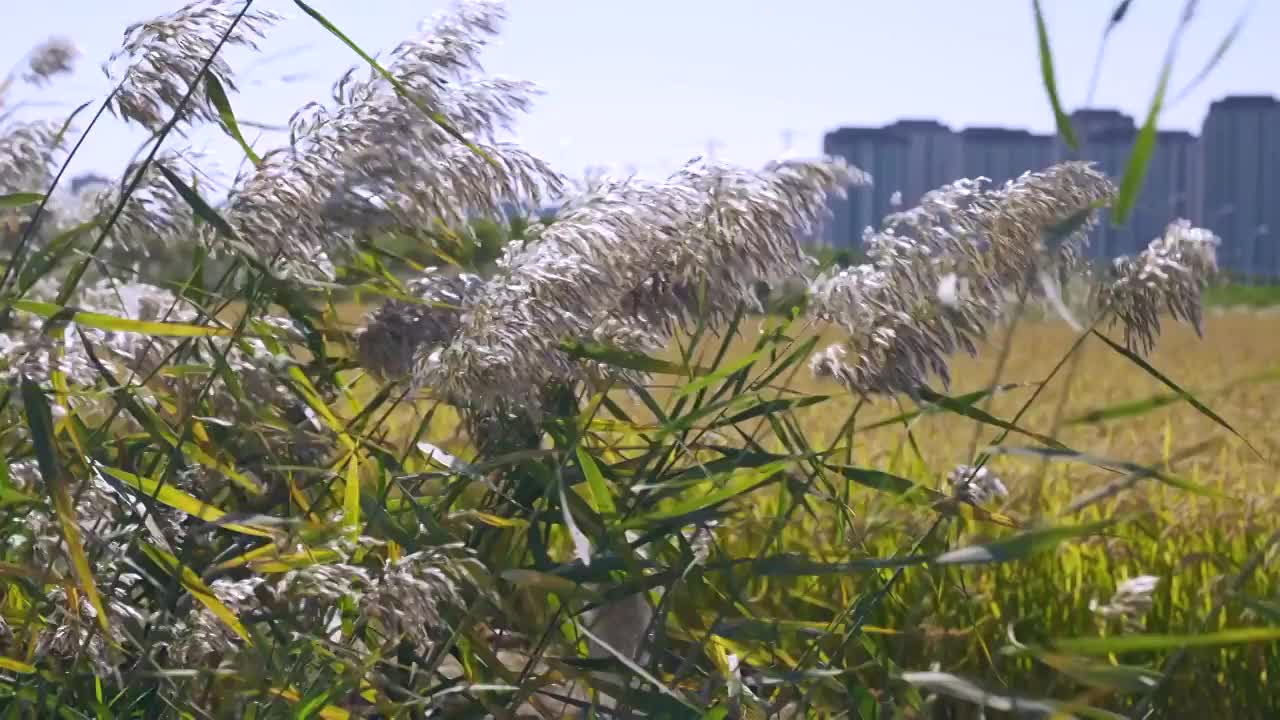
[{"left": 2, "top": 0, "right": 1275, "bottom": 185}]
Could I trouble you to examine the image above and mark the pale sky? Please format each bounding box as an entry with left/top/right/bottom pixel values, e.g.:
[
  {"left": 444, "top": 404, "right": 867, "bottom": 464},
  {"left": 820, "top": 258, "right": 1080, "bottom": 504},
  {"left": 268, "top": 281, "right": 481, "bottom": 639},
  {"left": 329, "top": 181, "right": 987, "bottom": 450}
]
[{"left": 2, "top": 1, "right": 1275, "bottom": 186}]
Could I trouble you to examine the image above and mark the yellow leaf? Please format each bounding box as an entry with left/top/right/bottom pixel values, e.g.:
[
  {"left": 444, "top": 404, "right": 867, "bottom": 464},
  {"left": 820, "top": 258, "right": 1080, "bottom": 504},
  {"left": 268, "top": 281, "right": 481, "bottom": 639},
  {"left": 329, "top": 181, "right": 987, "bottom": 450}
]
[
  {"left": 0, "top": 657, "right": 35, "bottom": 674},
  {"left": 344, "top": 452, "right": 360, "bottom": 538},
  {"left": 95, "top": 464, "right": 277, "bottom": 539},
  {"left": 268, "top": 687, "right": 351, "bottom": 720},
  {"left": 21, "top": 376, "right": 111, "bottom": 638},
  {"left": 142, "top": 543, "right": 252, "bottom": 645}
]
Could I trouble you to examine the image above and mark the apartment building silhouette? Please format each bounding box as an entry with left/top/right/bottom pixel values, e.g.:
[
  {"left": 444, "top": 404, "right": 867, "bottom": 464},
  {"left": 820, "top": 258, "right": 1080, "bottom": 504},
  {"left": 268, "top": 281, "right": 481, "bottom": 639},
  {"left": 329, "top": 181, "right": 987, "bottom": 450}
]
[{"left": 821, "top": 95, "right": 1280, "bottom": 278}]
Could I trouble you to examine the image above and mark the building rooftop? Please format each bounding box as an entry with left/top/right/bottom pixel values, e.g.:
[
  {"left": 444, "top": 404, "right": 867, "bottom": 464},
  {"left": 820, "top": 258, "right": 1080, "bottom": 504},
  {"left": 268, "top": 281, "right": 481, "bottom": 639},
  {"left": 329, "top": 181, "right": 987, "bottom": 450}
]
[
  {"left": 1209, "top": 95, "right": 1280, "bottom": 110},
  {"left": 959, "top": 126, "right": 1046, "bottom": 140},
  {"left": 885, "top": 119, "right": 953, "bottom": 133}
]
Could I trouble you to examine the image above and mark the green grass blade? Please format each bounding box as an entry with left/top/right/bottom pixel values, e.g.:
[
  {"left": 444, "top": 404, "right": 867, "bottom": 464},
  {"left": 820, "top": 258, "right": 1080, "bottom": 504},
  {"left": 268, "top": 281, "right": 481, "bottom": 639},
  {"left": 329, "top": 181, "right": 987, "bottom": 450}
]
[
  {"left": 1029, "top": 651, "right": 1161, "bottom": 694},
  {"left": 709, "top": 394, "right": 828, "bottom": 429},
  {"left": 12, "top": 299, "right": 232, "bottom": 337},
  {"left": 558, "top": 475, "right": 592, "bottom": 566},
  {"left": 1032, "top": 0, "right": 1080, "bottom": 150},
  {"left": 621, "top": 460, "right": 790, "bottom": 529},
  {"left": 1084, "top": 1, "right": 1134, "bottom": 104},
  {"left": 575, "top": 447, "right": 616, "bottom": 516},
  {"left": 1111, "top": 0, "right": 1194, "bottom": 225},
  {"left": 985, "top": 445, "right": 1224, "bottom": 497},
  {"left": 826, "top": 464, "right": 938, "bottom": 501},
  {"left": 204, "top": 74, "right": 262, "bottom": 167},
  {"left": 860, "top": 383, "right": 1023, "bottom": 431},
  {"left": 560, "top": 339, "right": 704, "bottom": 376},
  {"left": 0, "top": 192, "right": 43, "bottom": 208},
  {"left": 1011, "top": 627, "right": 1280, "bottom": 656},
  {"left": 1091, "top": 330, "right": 1260, "bottom": 457},
  {"left": 1172, "top": 8, "right": 1248, "bottom": 104},
  {"left": 156, "top": 164, "right": 240, "bottom": 242},
  {"left": 934, "top": 518, "right": 1115, "bottom": 565},
  {"left": 917, "top": 387, "right": 1068, "bottom": 449},
  {"left": 574, "top": 622, "right": 698, "bottom": 711},
  {"left": 675, "top": 347, "right": 768, "bottom": 397}
]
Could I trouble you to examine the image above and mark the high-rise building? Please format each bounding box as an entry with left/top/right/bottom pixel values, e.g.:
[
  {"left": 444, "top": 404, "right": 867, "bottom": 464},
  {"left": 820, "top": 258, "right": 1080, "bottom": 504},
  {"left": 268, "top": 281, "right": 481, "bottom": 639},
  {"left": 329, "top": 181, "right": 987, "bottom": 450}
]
[
  {"left": 817, "top": 94, "right": 1277, "bottom": 274},
  {"left": 957, "top": 127, "right": 1054, "bottom": 188},
  {"left": 1064, "top": 110, "right": 1201, "bottom": 260},
  {"left": 1065, "top": 109, "right": 1139, "bottom": 259},
  {"left": 1201, "top": 95, "right": 1280, "bottom": 278},
  {"left": 883, "top": 119, "right": 961, "bottom": 207},
  {"left": 821, "top": 127, "right": 907, "bottom": 248}
]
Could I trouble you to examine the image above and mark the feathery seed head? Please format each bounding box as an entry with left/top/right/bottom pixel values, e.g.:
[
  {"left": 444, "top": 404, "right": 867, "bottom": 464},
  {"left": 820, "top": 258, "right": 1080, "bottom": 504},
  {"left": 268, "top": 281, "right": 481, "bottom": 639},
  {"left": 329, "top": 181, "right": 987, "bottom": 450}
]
[
  {"left": 24, "top": 37, "right": 79, "bottom": 86},
  {"left": 1091, "top": 574, "right": 1160, "bottom": 628},
  {"left": 409, "top": 156, "right": 855, "bottom": 414},
  {"left": 1095, "top": 219, "right": 1220, "bottom": 354},
  {"left": 810, "top": 162, "right": 1114, "bottom": 396},
  {"left": 0, "top": 120, "right": 65, "bottom": 193},
  {"left": 356, "top": 270, "right": 483, "bottom": 381},
  {"left": 948, "top": 464, "right": 1009, "bottom": 506},
  {"left": 105, "top": 0, "right": 280, "bottom": 131},
  {"left": 229, "top": 0, "right": 555, "bottom": 279}
]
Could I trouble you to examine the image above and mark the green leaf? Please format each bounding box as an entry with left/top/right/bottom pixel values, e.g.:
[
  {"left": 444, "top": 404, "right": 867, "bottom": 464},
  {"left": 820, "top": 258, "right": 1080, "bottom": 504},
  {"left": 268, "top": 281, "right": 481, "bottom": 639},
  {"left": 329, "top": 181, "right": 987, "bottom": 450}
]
[
  {"left": 142, "top": 543, "right": 252, "bottom": 645},
  {"left": 292, "top": 0, "right": 491, "bottom": 163},
  {"left": 12, "top": 299, "right": 233, "bottom": 337},
  {"left": 156, "top": 164, "right": 240, "bottom": 242},
  {"left": 1031, "top": 651, "right": 1161, "bottom": 693},
  {"left": 576, "top": 447, "right": 616, "bottom": 516},
  {"left": 984, "top": 445, "right": 1224, "bottom": 497},
  {"left": 675, "top": 347, "right": 769, "bottom": 397},
  {"left": 343, "top": 452, "right": 361, "bottom": 538},
  {"left": 934, "top": 518, "right": 1115, "bottom": 565},
  {"left": 0, "top": 657, "right": 35, "bottom": 675},
  {"left": 0, "top": 192, "right": 43, "bottom": 208},
  {"left": 827, "top": 464, "right": 938, "bottom": 501},
  {"left": 1110, "top": 3, "right": 1194, "bottom": 224},
  {"left": 94, "top": 464, "right": 276, "bottom": 538},
  {"left": 1066, "top": 392, "right": 1181, "bottom": 425},
  {"left": 1011, "top": 626, "right": 1280, "bottom": 656},
  {"left": 560, "top": 338, "right": 703, "bottom": 376},
  {"left": 621, "top": 460, "right": 790, "bottom": 529},
  {"left": 1032, "top": 0, "right": 1080, "bottom": 150},
  {"left": 710, "top": 394, "right": 828, "bottom": 429},
  {"left": 21, "top": 378, "right": 111, "bottom": 637},
  {"left": 1173, "top": 8, "right": 1247, "bottom": 104},
  {"left": 1091, "top": 330, "right": 1260, "bottom": 457},
  {"left": 204, "top": 74, "right": 262, "bottom": 167},
  {"left": 860, "top": 383, "right": 1022, "bottom": 431},
  {"left": 916, "top": 387, "right": 1068, "bottom": 449}
]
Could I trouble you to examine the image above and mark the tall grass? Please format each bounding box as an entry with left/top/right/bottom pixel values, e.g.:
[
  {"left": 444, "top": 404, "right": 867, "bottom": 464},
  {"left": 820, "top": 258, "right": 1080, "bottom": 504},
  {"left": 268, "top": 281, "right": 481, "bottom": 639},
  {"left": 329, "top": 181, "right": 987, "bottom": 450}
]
[{"left": 0, "top": 2, "right": 1275, "bottom": 718}]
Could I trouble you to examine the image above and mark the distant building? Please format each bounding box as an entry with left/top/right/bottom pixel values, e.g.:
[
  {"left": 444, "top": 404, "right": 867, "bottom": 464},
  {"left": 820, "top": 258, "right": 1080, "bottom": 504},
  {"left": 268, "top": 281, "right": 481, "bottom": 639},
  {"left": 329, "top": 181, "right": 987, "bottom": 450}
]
[
  {"left": 1065, "top": 110, "right": 1200, "bottom": 260},
  {"left": 822, "top": 127, "right": 907, "bottom": 248},
  {"left": 1201, "top": 95, "right": 1280, "bottom": 278},
  {"left": 817, "top": 94, "right": 1277, "bottom": 273},
  {"left": 1066, "top": 110, "right": 1139, "bottom": 259},
  {"left": 957, "top": 127, "right": 1054, "bottom": 188},
  {"left": 884, "top": 119, "right": 961, "bottom": 207}
]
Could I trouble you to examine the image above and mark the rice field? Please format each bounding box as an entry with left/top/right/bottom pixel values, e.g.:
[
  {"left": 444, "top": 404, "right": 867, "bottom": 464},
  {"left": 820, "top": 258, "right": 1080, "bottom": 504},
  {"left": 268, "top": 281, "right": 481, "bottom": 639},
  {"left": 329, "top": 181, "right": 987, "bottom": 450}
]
[{"left": 325, "top": 301, "right": 1280, "bottom": 716}]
